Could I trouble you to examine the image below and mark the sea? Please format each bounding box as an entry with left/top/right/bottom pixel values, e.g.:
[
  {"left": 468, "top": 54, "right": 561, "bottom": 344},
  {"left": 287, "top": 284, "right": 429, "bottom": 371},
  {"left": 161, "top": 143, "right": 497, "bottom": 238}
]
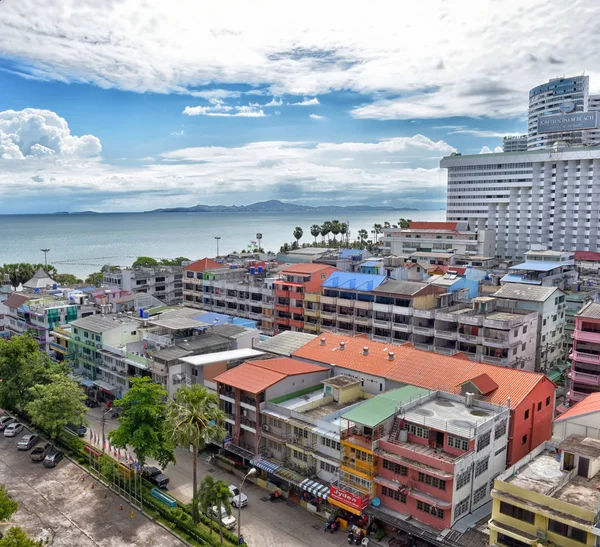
[{"left": 0, "top": 210, "right": 446, "bottom": 279}]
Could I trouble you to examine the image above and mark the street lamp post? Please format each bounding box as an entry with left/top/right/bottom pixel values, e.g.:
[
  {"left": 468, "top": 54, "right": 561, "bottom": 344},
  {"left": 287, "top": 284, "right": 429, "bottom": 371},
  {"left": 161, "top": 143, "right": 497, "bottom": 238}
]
[
  {"left": 40, "top": 248, "right": 50, "bottom": 269},
  {"left": 214, "top": 236, "right": 221, "bottom": 258},
  {"left": 237, "top": 467, "right": 256, "bottom": 539}
]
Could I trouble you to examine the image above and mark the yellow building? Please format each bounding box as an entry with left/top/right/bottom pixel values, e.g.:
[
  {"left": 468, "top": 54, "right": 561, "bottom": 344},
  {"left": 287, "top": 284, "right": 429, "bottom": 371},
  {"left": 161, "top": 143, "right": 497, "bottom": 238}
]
[{"left": 490, "top": 435, "right": 600, "bottom": 547}]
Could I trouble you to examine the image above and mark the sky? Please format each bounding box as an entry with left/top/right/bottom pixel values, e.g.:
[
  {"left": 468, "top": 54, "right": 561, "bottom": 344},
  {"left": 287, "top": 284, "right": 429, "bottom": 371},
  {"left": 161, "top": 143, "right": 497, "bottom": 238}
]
[{"left": 0, "top": 0, "right": 599, "bottom": 214}]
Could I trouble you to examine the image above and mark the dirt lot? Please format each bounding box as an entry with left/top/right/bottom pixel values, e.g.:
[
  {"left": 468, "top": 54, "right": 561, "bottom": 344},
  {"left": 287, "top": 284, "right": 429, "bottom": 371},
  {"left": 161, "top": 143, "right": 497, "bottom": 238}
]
[{"left": 0, "top": 424, "right": 184, "bottom": 547}]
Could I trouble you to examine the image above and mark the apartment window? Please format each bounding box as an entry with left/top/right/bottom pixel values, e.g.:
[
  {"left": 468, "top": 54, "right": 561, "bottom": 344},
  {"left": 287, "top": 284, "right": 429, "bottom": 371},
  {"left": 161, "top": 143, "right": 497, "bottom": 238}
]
[
  {"left": 543, "top": 318, "right": 547, "bottom": 326},
  {"left": 448, "top": 436, "right": 469, "bottom": 451},
  {"left": 522, "top": 343, "right": 526, "bottom": 351},
  {"left": 418, "top": 472, "right": 446, "bottom": 490},
  {"left": 320, "top": 461, "right": 337, "bottom": 474},
  {"left": 417, "top": 500, "right": 444, "bottom": 520},
  {"left": 292, "top": 450, "right": 307, "bottom": 462},
  {"left": 546, "top": 396, "right": 551, "bottom": 406},
  {"left": 537, "top": 401, "right": 542, "bottom": 411},
  {"left": 513, "top": 329, "right": 518, "bottom": 337},
  {"left": 500, "top": 502, "right": 535, "bottom": 524},
  {"left": 473, "top": 484, "right": 487, "bottom": 504},
  {"left": 294, "top": 427, "right": 308, "bottom": 439},
  {"left": 355, "top": 449, "right": 373, "bottom": 463},
  {"left": 268, "top": 416, "right": 281, "bottom": 428},
  {"left": 494, "top": 420, "right": 507, "bottom": 439},
  {"left": 456, "top": 470, "right": 471, "bottom": 490},
  {"left": 477, "top": 431, "right": 491, "bottom": 452},
  {"left": 84, "top": 331, "right": 89, "bottom": 338},
  {"left": 382, "top": 459, "right": 408, "bottom": 476},
  {"left": 454, "top": 498, "right": 469, "bottom": 518},
  {"left": 381, "top": 486, "right": 406, "bottom": 503},
  {"left": 524, "top": 409, "right": 529, "bottom": 420},
  {"left": 523, "top": 325, "right": 527, "bottom": 334},
  {"left": 191, "top": 368, "right": 198, "bottom": 377},
  {"left": 548, "top": 520, "right": 587, "bottom": 543},
  {"left": 475, "top": 457, "right": 489, "bottom": 477},
  {"left": 267, "top": 439, "right": 282, "bottom": 451},
  {"left": 522, "top": 434, "right": 527, "bottom": 445},
  {"left": 513, "top": 347, "right": 518, "bottom": 356},
  {"left": 407, "top": 424, "right": 429, "bottom": 439},
  {"left": 320, "top": 437, "right": 341, "bottom": 451},
  {"left": 496, "top": 534, "right": 529, "bottom": 547}
]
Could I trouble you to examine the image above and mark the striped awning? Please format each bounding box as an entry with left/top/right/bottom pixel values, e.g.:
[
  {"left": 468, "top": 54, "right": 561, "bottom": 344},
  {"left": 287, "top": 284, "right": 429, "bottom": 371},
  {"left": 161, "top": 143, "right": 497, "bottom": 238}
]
[
  {"left": 299, "top": 478, "right": 329, "bottom": 500},
  {"left": 251, "top": 458, "right": 281, "bottom": 475}
]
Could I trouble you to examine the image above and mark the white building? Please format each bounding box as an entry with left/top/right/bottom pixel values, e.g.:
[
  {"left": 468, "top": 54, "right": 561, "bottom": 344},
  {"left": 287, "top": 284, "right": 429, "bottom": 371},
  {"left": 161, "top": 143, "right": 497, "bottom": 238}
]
[
  {"left": 381, "top": 221, "right": 494, "bottom": 258},
  {"left": 103, "top": 266, "right": 183, "bottom": 305},
  {"left": 528, "top": 75, "right": 597, "bottom": 149},
  {"left": 442, "top": 146, "right": 600, "bottom": 259},
  {"left": 493, "top": 284, "right": 567, "bottom": 371},
  {"left": 503, "top": 135, "right": 527, "bottom": 153},
  {"left": 501, "top": 250, "right": 578, "bottom": 290}
]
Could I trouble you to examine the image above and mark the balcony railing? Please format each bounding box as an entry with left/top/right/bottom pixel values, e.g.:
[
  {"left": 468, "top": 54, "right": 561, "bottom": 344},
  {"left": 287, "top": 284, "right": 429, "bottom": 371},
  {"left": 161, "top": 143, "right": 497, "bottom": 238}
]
[
  {"left": 571, "top": 370, "right": 600, "bottom": 386},
  {"left": 572, "top": 350, "right": 600, "bottom": 364},
  {"left": 573, "top": 330, "right": 600, "bottom": 343}
]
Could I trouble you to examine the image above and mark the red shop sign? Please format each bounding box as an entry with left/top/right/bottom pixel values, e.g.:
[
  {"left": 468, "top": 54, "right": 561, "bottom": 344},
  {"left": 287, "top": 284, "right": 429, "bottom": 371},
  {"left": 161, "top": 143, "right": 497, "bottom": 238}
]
[{"left": 329, "top": 486, "right": 369, "bottom": 511}]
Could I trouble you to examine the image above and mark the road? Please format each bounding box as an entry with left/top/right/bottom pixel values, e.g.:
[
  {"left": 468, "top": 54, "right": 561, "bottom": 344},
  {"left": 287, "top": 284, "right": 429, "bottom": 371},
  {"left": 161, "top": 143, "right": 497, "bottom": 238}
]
[
  {"left": 88, "top": 407, "right": 350, "bottom": 547},
  {"left": 0, "top": 421, "right": 184, "bottom": 547}
]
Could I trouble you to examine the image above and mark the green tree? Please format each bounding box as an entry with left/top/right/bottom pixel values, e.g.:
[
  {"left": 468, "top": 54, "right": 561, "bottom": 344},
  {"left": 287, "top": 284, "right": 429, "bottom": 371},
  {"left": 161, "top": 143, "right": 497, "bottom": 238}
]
[
  {"left": 310, "top": 224, "right": 321, "bottom": 243},
  {"left": 26, "top": 374, "right": 87, "bottom": 441},
  {"left": 160, "top": 257, "right": 190, "bottom": 266},
  {"left": 320, "top": 221, "right": 332, "bottom": 243},
  {"left": 357, "top": 229, "right": 368, "bottom": 243},
  {"left": 132, "top": 256, "right": 160, "bottom": 268},
  {"left": 330, "top": 220, "right": 341, "bottom": 243},
  {"left": 0, "top": 485, "right": 18, "bottom": 523},
  {"left": 54, "top": 273, "right": 83, "bottom": 285},
  {"left": 0, "top": 335, "right": 66, "bottom": 413},
  {"left": 398, "top": 218, "right": 411, "bottom": 228},
  {"left": 84, "top": 271, "right": 104, "bottom": 286},
  {"left": 0, "top": 263, "right": 58, "bottom": 287},
  {"left": 383, "top": 221, "right": 391, "bottom": 229},
  {"left": 0, "top": 527, "right": 43, "bottom": 546},
  {"left": 108, "top": 377, "right": 174, "bottom": 470},
  {"left": 166, "top": 385, "right": 226, "bottom": 523},
  {"left": 292, "top": 227, "right": 303, "bottom": 249},
  {"left": 340, "top": 222, "right": 348, "bottom": 245},
  {"left": 198, "top": 475, "right": 216, "bottom": 535},
  {"left": 213, "top": 480, "right": 233, "bottom": 544}
]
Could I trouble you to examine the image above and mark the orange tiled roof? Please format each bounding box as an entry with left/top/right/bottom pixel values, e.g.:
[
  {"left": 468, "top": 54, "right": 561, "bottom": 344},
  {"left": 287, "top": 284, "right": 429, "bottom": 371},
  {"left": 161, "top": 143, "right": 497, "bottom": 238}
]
[
  {"left": 280, "top": 263, "right": 334, "bottom": 275},
  {"left": 575, "top": 251, "right": 600, "bottom": 262},
  {"left": 461, "top": 373, "right": 498, "bottom": 395},
  {"left": 214, "top": 357, "right": 326, "bottom": 393},
  {"left": 293, "top": 333, "right": 548, "bottom": 409},
  {"left": 408, "top": 221, "right": 458, "bottom": 231},
  {"left": 184, "top": 258, "right": 222, "bottom": 272},
  {"left": 554, "top": 392, "right": 600, "bottom": 422}
]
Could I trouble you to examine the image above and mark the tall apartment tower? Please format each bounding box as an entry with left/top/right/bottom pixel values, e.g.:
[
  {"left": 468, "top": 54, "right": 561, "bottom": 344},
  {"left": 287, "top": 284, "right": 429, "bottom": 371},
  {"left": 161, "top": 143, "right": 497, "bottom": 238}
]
[
  {"left": 503, "top": 135, "right": 527, "bottom": 153},
  {"left": 528, "top": 76, "right": 590, "bottom": 149}
]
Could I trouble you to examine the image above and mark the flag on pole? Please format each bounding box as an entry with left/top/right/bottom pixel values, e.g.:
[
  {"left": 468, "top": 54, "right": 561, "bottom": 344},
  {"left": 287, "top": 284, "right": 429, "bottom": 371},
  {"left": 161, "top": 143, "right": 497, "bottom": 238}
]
[{"left": 89, "top": 429, "right": 93, "bottom": 440}]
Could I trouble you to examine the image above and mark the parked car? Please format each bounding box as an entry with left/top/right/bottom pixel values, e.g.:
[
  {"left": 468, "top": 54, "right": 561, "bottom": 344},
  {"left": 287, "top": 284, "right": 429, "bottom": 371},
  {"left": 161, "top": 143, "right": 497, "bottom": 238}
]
[
  {"left": 0, "top": 416, "right": 15, "bottom": 431},
  {"left": 142, "top": 466, "right": 170, "bottom": 489},
  {"left": 17, "top": 434, "right": 39, "bottom": 450},
  {"left": 207, "top": 506, "right": 237, "bottom": 530},
  {"left": 228, "top": 484, "right": 248, "bottom": 508},
  {"left": 43, "top": 449, "right": 64, "bottom": 468},
  {"left": 4, "top": 423, "right": 24, "bottom": 437},
  {"left": 30, "top": 443, "right": 52, "bottom": 462},
  {"left": 64, "top": 423, "right": 87, "bottom": 437}
]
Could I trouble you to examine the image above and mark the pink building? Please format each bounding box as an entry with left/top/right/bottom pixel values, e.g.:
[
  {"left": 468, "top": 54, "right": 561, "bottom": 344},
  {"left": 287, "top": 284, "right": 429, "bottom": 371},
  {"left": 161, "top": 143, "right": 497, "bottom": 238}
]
[{"left": 569, "top": 302, "right": 600, "bottom": 404}]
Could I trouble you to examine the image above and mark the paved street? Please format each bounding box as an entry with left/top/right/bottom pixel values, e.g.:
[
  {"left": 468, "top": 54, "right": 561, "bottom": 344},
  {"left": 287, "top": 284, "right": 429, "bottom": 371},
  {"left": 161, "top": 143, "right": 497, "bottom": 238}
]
[
  {"left": 88, "top": 407, "right": 350, "bottom": 547},
  {"left": 0, "top": 422, "right": 184, "bottom": 547}
]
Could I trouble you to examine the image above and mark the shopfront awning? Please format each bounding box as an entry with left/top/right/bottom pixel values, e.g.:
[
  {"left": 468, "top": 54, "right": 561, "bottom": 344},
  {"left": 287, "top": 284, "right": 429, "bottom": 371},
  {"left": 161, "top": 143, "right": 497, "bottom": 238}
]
[
  {"left": 299, "top": 478, "right": 329, "bottom": 500},
  {"left": 93, "top": 379, "right": 118, "bottom": 394},
  {"left": 70, "top": 374, "right": 95, "bottom": 388},
  {"left": 272, "top": 467, "right": 305, "bottom": 486},
  {"left": 251, "top": 458, "right": 281, "bottom": 474},
  {"left": 224, "top": 443, "right": 255, "bottom": 461}
]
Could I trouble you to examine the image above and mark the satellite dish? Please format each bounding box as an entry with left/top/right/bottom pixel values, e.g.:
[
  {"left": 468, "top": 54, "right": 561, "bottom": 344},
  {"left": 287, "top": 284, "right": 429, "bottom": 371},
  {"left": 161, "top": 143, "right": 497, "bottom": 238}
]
[{"left": 371, "top": 497, "right": 381, "bottom": 507}]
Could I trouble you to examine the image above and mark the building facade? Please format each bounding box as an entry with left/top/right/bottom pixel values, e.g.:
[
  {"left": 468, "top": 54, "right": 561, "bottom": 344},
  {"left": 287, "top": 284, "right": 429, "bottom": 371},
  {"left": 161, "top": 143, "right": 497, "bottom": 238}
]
[
  {"left": 103, "top": 265, "right": 183, "bottom": 305},
  {"left": 501, "top": 250, "right": 578, "bottom": 289},
  {"left": 503, "top": 135, "right": 527, "bottom": 153},
  {"left": 569, "top": 302, "right": 600, "bottom": 405},
  {"left": 442, "top": 146, "right": 600, "bottom": 259}
]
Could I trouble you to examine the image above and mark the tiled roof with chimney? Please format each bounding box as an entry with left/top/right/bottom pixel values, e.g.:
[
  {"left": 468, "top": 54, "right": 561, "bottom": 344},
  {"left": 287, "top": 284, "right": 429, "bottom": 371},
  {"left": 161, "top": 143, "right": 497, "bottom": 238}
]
[{"left": 184, "top": 258, "right": 222, "bottom": 272}]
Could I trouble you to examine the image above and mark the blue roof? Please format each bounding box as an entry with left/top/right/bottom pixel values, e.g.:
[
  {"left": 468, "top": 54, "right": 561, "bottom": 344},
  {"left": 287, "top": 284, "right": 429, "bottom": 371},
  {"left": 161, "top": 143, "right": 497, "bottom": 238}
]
[
  {"left": 509, "top": 261, "right": 565, "bottom": 272},
  {"left": 322, "top": 272, "right": 386, "bottom": 291},
  {"left": 500, "top": 273, "right": 542, "bottom": 285},
  {"left": 339, "top": 249, "right": 369, "bottom": 259},
  {"left": 360, "top": 261, "right": 382, "bottom": 268},
  {"left": 193, "top": 312, "right": 230, "bottom": 324}
]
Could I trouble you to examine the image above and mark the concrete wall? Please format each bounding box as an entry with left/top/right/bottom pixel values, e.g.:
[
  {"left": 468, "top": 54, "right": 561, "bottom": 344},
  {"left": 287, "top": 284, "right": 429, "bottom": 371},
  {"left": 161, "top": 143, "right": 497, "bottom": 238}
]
[
  {"left": 554, "top": 413, "right": 600, "bottom": 441},
  {"left": 332, "top": 366, "right": 387, "bottom": 395},
  {"left": 265, "top": 369, "right": 330, "bottom": 400}
]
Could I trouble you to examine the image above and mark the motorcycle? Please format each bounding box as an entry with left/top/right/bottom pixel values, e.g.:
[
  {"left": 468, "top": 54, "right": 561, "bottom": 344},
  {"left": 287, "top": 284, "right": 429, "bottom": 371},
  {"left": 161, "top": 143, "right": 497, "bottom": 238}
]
[
  {"left": 347, "top": 531, "right": 354, "bottom": 544},
  {"left": 111, "top": 410, "right": 120, "bottom": 419},
  {"left": 354, "top": 531, "right": 364, "bottom": 545},
  {"left": 324, "top": 519, "right": 334, "bottom": 532},
  {"left": 329, "top": 520, "right": 340, "bottom": 534}
]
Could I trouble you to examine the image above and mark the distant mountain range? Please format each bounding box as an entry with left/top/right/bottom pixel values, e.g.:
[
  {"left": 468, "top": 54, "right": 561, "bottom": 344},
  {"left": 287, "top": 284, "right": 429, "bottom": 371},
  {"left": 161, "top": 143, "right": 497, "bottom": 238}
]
[{"left": 147, "top": 200, "right": 419, "bottom": 213}]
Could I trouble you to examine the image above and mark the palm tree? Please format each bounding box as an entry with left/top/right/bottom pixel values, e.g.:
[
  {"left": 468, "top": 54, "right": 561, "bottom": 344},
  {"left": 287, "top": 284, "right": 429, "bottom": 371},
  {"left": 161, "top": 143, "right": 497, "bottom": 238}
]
[
  {"left": 340, "top": 222, "right": 348, "bottom": 246},
  {"left": 292, "top": 227, "right": 303, "bottom": 249},
  {"left": 383, "top": 221, "right": 391, "bottom": 229},
  {"left": 398, "top": 218, "right": 411, "bottom": 228},
  {"left": 330, "top": 220, "right": 341, "bottom": 244},
  {"left": 310, "top": 224, "right": 321, "bottom": 244},
  {"left": 213, "top": 480, "right": 234, "bottom": 544},
  {"left": 321, "top": 221, "right": 332, "bottom": 243},
  {"left": 357, "top": 229, "right": 368, "bottom": 243},
  {"left": 199, "top": 475, "right": 216, "bottom": 535},
  {"left": 166, "top": 385, "right": 226, "bottom": 523}
]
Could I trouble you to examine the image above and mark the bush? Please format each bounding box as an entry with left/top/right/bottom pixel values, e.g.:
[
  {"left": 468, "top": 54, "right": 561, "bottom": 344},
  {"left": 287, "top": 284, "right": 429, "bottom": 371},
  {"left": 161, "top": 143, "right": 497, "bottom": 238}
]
[{"left": 374, "top": 528, "right": 386, "bottom": 541}]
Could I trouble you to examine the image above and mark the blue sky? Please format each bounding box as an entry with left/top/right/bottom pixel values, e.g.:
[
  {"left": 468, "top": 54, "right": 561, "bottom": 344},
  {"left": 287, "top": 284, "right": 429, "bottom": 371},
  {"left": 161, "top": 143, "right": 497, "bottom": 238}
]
[{"left": 0, "top": 0, "right": 597, "bottom": 214}]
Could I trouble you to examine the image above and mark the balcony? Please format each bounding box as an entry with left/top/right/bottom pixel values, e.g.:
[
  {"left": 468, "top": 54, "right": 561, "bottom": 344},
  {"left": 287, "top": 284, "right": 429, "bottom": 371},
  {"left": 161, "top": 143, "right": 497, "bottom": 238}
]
[
  {"left": 320, "top": 310, "right": 336, "bottom": 320},
  {"left": 320, "top": 295, "right": 337, "bottom": 305},
  {"left": 458, "top": 332, "right": 481, "bottom": 344},
  {"left": 482, "top": 334, "right": 509, "bottom": 348},
  {"left": 434, "top": 329, "right": 457, "bottom": 340},
  {"left": 304, "top": 308, "right": 319, "bottom": 317},
  {"left": 412, "top": 326, "right": 434, "bottom": 336},
  {"left": 571, "top": 350, "right": 600, "bottom": 364},
  {"left": 435, "top": 346, "right": 458, "bottom": 355},
  {"left": 290, "top": 319, "right": 304, "bottom": 329},
  {"left": 481, "top": 354, "right": 509, "bottom": 366},
  {"left": 275, "top": 304, "right": 289, "bottom": 313},
  {"left": 275, "top": 317, "right": 290, "bottom": 326},
  {"left": 355, "top": 301, "right": 373, "bottom": 310},
  {"left": 240, "top": 395, "right": 256, "bottom": 408},
  {"left": 304, "top": 293, "right": 320, "bottom": 303},
  {"left": 570, "top": 370, "right": 600, "bottom": 386},
  {"left": 373, "top": 319, "right": 391, "bottom": 329},
  {"left": 342, "top": 432, "right": 377, "bottom": 451},
  {"left": 373, "top": 303, "right": 392, "bottom": 313},
  {"left": 413, "top": 309, "right": 434, "bottom": 319},
  {"left": 392, "top": 323, "right": 411, "bottom": 333},
  {"left": 457, "top": 315, "right": 483, "bottom": 326},
  {"left": 392, "top": 305, "right": 413, "bottom": 316},
  {"left": 342, "top": 457, "right": 376, "bottom": 477},
  {"left": 569, "top": 390, "right": 589, "bottom": 403},
  {"left": 574, "top": 330, "right": 600, "bottom": 343},
  {"left": 304, "top": 323, "right": 319, "bottom": 332},
  {"left": 413, "top": 342, "right": 433, "bottom": 352},
  {"left": 289, "top": 306, "right": 304, "bottom": 315},
  {"left": 275, "top": 289, "right": 290, "bottom": 299},
  {"left": 354, "top": 316, "right": 371, "bottom": 326}
]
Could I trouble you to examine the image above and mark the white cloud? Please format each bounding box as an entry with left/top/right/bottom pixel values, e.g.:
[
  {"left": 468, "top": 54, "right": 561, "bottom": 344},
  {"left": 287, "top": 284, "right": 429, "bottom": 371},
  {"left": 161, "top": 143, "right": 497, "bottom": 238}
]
[
  {"left": 183, "top": 102, "right": 267, "bottom": 117},
  {"left": 264, "top": 97, "right": 283, "bottom": 107},
  {"left": 449, "top": 128, "right": 521, "bottom": 138},
  {"left": 0, "top": 108, "right": 101, "bottom": 159},
  {"left": 479, "top": 145, "right": 504, "bottom": 154},
  {"left": 171, "top": 129, "right": 184, "bottom": 136},
  {"left": 289, "top": 98, "right": 320, "bottom": 106},
  {"left": 188, "top": 89, "right": 241, "bottom": 100},
  {"left": 309, "top": 113, "right": 325, "bottom": 120},
  {"left": 1, "top": 1, "right": 596, "bottom": 120}
]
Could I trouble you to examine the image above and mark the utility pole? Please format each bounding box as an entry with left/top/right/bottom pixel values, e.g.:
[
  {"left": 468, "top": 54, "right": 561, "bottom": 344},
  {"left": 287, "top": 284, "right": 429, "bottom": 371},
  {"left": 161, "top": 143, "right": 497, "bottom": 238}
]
[
  {"left": 214, "top": 236, "right": 221, "bottom": 258},
  {"left": 41, "top": 248, "right": 50, "bottom": 269}
]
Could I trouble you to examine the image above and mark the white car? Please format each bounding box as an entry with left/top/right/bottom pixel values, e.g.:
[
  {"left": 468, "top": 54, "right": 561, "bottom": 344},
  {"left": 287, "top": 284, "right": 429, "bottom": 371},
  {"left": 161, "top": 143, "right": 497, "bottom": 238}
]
[
  {"left": 4, "top": 422, "right": 24, "bottom": 437},
  {"left": 229, "top": 485, "right": 248, "bottom": 508},
  {"left": 208, "top": 506, "right": 237, "bottom": 530}
]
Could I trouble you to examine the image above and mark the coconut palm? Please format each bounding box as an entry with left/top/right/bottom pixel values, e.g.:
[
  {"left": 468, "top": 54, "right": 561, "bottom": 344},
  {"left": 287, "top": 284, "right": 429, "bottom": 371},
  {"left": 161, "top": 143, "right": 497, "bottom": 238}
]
[
  {"left": 357, "top": 229, "right": 368, "bottom": 243},
  {"left": 198, "top": 475, "right": 217, "bottom": 535},
  {"left": 166, "top": 385, "right": 226, "bottom": 522},
  {"left": 330, "top": 220, "right": 341, "bottom": 244},
  {"left": 398, "top": 218, "right": 411, "bottom": 228},
  {"left": 213, "top": 480, "right": 234, "bottom": 544},
  {"left": 321, "top": 221, "right": 332, "bottom": 243},
  {"left": 340, "top": 222, "right": 348, "bottom": 245},
  {"left": 310, "top": 224, "right": 321, "bottom": 243},
  {"left": 292, "top": 227, "right": 303, "bottom": 249}
]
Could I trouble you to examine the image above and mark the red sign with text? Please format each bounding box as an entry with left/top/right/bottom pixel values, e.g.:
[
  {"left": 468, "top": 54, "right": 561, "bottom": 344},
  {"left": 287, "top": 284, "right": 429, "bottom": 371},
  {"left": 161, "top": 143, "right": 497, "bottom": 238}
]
[{"left": 329, "top": 486, "right": 369, "bottom": 511}]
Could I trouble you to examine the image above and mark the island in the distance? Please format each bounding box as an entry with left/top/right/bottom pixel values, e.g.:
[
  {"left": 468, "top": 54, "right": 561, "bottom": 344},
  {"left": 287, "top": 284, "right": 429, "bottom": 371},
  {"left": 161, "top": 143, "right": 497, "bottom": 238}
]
[{"left": 146, "top": 200, "right": 419, "bottom": 213}]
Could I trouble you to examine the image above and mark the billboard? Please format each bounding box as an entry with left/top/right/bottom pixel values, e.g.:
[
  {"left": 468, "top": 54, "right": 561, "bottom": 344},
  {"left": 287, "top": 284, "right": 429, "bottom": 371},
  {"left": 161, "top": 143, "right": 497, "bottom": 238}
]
[
  {"left": 329, "top": 485, "right": 370, "bottom": 512},
  {"left": 538, "top": 111, "right": 599, "bottom": 134}
]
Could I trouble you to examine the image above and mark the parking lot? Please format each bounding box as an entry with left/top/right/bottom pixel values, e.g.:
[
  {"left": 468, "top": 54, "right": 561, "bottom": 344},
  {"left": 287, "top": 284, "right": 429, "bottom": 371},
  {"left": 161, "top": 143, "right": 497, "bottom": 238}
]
[{"left": 0, "top": 422, "right": 184, "bottom": 547}]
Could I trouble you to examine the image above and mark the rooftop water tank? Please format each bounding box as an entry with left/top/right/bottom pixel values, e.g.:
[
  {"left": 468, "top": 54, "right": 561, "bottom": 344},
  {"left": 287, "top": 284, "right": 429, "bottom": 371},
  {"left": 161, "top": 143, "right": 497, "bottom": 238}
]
[
  {"left": 249, "top": 267, "right": 255, "bottom": 274},
  {"left": 257, "top": 266, "right": 263, "bottom": 274}
]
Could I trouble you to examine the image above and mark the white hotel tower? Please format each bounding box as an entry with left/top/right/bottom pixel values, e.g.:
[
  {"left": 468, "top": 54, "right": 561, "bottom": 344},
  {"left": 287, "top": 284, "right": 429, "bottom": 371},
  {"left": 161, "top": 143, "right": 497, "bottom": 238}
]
[{"left": 442, "top": 76, "right": 600, "bottom": 260}]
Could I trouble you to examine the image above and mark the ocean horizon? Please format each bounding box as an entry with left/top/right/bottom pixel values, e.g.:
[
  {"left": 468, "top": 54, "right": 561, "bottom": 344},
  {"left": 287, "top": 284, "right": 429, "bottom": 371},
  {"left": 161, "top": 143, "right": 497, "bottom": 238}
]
[{"left": 0, "top": 210, "right": 446, "bottom": 279}]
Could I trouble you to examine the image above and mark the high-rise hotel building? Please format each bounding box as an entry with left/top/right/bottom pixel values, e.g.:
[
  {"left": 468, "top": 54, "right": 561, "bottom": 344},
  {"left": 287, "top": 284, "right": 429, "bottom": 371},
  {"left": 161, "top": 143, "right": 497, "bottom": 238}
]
[{"left": 443, "top": 76, "right": 600, "bottom": 259}]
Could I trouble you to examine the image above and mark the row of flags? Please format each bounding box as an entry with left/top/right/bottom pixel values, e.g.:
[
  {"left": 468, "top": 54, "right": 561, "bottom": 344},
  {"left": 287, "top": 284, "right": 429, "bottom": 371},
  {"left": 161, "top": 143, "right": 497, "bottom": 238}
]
[{"left": 89, "top": 428, "right": 138, "bottom": 466}]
